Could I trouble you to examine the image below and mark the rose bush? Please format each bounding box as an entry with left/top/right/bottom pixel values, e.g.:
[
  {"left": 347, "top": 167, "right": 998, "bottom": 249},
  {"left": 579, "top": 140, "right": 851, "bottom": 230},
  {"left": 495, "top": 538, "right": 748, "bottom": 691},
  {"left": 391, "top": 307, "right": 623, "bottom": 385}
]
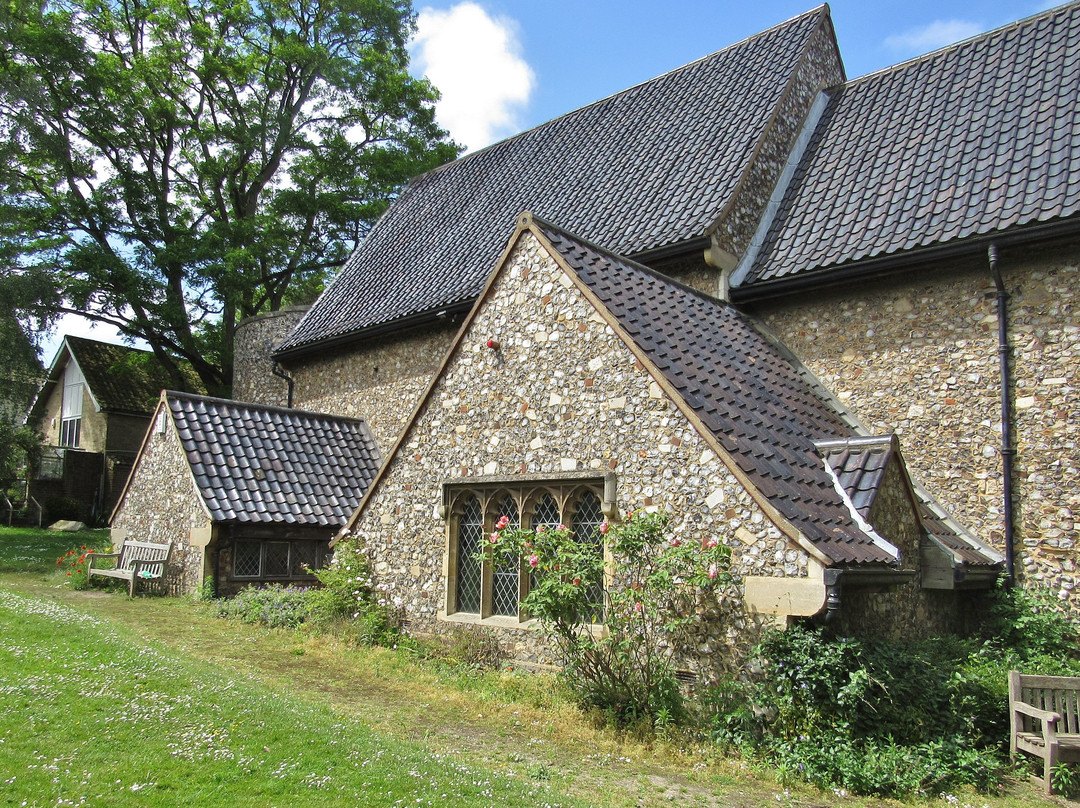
[{"left": 482, "top": 507, "right": 733, "bottom": 727}]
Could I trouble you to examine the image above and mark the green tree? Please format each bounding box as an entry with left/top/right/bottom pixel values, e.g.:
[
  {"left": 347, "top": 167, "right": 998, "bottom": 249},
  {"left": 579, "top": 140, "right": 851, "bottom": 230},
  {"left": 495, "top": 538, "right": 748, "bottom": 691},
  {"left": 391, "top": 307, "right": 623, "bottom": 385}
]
[{"left": 0, "top": 0, "right": 459, "bottom": 395}]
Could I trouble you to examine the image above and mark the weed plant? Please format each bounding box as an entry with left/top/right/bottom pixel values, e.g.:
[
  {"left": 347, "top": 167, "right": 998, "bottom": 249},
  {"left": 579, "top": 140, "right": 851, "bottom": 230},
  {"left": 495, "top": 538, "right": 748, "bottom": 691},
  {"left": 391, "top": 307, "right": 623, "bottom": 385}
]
[{"left": 705, "top": 583, "right": 1080, "bottom": 799}]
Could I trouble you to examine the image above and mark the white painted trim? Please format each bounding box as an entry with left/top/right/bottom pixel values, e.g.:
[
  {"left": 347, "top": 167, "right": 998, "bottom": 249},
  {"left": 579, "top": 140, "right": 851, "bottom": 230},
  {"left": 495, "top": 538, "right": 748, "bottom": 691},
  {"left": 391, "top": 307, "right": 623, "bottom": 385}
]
[{"left": 819, "top": 457, "right": 901, "bottom": 561}]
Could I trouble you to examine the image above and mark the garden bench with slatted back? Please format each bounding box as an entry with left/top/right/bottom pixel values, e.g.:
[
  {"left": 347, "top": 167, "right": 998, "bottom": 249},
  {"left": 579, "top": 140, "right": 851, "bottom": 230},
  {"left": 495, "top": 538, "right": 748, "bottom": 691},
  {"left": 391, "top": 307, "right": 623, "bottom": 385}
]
[
  {"left": 86, "top": 540, "right": 173, "bottom": 597},
  {"left": 1009, "top": 670, "right": 1080, "bottom": 794}
]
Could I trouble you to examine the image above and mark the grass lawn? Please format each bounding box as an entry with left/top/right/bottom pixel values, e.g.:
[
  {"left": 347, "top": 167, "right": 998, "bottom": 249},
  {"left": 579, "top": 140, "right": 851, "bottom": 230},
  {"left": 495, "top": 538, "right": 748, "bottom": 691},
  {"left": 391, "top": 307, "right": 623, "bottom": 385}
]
[
  {"left": 0, "top": 525, "right": 111, "bottom": 573},
  {"left": 0, "top": 527, "right": 1061, "bottom": 807}
]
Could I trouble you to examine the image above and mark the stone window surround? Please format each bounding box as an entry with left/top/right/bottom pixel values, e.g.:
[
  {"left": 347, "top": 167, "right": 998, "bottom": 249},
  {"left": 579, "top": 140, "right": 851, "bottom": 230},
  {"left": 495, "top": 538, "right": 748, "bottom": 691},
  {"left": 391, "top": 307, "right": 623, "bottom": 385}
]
[{"left": 439, "top": 471, "right": 617, "bottom": 631}]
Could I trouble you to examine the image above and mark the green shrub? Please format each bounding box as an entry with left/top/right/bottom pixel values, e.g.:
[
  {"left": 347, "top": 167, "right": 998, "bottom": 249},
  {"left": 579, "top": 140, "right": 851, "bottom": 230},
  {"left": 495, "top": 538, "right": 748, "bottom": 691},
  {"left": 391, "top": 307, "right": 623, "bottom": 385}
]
[
  {"left": 985, "top": 580, "right": 1080, "bottom": 662},
  {"left": 705, "top": 582, "right": 1080, "bottom": 800},
  {"left": 45, "top": 496, "right": 82, "bottom": 522},
  {"left": 485, "top": 508, "right": 733, "bottom": 728},
  {"left": 215, "top": 584, "right": 310, "bottom": 629}
]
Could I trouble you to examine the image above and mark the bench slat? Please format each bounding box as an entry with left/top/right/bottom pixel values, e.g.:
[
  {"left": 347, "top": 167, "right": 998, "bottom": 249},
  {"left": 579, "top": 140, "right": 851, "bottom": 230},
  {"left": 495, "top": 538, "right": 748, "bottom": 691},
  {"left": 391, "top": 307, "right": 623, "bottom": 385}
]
[{"left": 1010, "top": 670, "right": 1080, "bottom": 795}]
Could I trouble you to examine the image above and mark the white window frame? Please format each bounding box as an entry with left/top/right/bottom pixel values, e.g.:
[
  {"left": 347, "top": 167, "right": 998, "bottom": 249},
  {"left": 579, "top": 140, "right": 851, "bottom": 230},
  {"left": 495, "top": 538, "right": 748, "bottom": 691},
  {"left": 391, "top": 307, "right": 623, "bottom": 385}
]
[{"left": 60, "top": 362, "right": 85, "bottom": 448}]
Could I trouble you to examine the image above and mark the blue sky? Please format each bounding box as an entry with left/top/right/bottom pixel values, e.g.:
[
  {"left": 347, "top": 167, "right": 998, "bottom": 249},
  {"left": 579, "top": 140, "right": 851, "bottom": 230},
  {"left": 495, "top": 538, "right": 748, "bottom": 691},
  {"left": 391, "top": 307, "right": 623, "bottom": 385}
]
[
  {"left": 44, "top": 0, "right": 1061, "bottom": 363},
  {"left": 410, "top": 0, "right": 1061, "bottom": 151}
]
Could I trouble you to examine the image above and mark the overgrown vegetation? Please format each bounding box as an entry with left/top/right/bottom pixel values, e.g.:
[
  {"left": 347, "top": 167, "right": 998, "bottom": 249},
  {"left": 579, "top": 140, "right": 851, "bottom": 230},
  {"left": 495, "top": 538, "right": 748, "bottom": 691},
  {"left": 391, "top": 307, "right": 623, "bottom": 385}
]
[
  {"left": 705, "top": 583, "right": 1080, "bottom": 798},
  {"left": 18, "top": 519, "right": 1079, "bottom": 801},
  {"left": 212, "top": 535, "right": 408, "bottom": 648},
  {"left": 487, "top": 509, "right": 733, "bottom": 729}
]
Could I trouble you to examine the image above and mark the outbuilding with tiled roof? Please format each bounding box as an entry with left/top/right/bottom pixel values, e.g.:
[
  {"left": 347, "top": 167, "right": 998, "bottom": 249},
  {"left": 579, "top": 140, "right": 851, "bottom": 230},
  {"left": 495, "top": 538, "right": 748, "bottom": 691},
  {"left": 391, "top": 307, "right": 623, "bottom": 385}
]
[{"left": 110, "top": 392, "right": 380, "bottom": 597}]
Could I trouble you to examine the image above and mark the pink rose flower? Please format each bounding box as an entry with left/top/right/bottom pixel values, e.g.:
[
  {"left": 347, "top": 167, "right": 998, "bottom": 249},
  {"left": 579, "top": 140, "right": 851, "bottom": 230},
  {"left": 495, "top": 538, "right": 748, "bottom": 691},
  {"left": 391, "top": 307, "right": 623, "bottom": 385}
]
[
  {"left": 599, "top": 522, "right": 609, "bottom": 534},
  {"left": 528, "top": 554, "right": 539, "bottom": 568},
  {"left": 704, "top": 537, "right": 718, "bottom": 549},
  {"left": 708, "top": 563, "right": 718, "bottom": 579},
  {"left": 488, "top": 531, "right": 499, "bottom": 543},
  {"left": 634, "top": 601, "right": 643, "bottom": 613},
  {"left": 495, "top": 515, "right": 510, "bottom": 530}
]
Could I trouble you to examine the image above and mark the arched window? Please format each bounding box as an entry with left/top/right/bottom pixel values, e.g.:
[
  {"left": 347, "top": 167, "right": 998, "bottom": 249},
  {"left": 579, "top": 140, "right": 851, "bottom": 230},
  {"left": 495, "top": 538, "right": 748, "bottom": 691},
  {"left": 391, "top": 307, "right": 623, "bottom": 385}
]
[
  {"left": 455, "top": 495, "right": 483, "bottom": 613},
  {"left": 491, "top": 495, "right": 520, "bottom": 617},
  {"left": 445, "top": 479, "right": 610, "bottom": 625}
]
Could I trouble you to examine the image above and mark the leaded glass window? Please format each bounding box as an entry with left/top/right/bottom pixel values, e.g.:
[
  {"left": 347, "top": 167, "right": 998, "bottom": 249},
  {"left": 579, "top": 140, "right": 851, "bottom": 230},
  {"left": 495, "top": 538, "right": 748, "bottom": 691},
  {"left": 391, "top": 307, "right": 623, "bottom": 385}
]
[
  {"left": 234, "top": 540, "right": 261, "bottom": 578},
  {"left": 572, "top": 490, "right": 606, "bottom": 624},
  {"left": 455, "top": 496, "right": 483, "bottom": 613},
  {"left": 446, "top": 479, "right": 610, "bottom": 625},
  {"left": 231, "top": 539, "right": 330, "bottom": 581},
  {"left": 491, "top": 495, "right": 520, "bottom": 616}
]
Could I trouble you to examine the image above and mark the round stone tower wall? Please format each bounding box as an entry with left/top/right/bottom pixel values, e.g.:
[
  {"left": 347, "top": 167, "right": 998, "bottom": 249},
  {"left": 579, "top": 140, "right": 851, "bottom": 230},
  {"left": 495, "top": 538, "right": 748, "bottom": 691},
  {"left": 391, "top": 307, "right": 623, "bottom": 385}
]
[{"left": 232, "top": 306, "right": 310, "bottom": 407}]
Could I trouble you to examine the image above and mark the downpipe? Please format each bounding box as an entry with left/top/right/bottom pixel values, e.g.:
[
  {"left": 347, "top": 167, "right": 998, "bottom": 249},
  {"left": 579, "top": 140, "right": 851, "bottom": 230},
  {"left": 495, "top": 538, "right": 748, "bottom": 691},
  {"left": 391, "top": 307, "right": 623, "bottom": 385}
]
[{"left": 988, "top": 243, "right": 1017, "bottom": 584}]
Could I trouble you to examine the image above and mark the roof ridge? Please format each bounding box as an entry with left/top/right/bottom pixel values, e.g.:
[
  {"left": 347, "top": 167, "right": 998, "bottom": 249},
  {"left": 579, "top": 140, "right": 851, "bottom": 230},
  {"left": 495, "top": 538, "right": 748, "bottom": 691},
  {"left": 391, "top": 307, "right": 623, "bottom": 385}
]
[
  {"left": 165, "top": 390, "right": 371, "bottom": 427},
  {"left": 405, "top": 6, "right": 830, "bottom": 186},
  {"left": 844, "top": 0, "right": 1077, "bottom": 88}
]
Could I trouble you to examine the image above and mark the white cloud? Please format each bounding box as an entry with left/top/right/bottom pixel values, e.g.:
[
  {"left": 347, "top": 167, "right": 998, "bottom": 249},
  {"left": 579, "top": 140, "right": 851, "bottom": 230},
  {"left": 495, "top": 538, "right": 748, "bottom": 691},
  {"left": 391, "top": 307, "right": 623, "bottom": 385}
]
[
  {"left": 412, "top": 3, "right": 535, "bottom": 152},
  {"left": 883, "top": 19, "right": 985, "bottom": 55}
]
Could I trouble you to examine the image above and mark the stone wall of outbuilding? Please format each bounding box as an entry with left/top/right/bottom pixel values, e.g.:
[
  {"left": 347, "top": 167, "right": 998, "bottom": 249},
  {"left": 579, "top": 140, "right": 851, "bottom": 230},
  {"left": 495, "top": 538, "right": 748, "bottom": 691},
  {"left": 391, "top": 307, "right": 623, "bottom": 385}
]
[
  {"left": 110, "top": 410, "right": 209, "bottom": 595},
  {"left": 753, "top": 241, "right": 1079, "bottom": 608},
  {"left": 347, "top": 231, "right": 827, "bottom": 682}
]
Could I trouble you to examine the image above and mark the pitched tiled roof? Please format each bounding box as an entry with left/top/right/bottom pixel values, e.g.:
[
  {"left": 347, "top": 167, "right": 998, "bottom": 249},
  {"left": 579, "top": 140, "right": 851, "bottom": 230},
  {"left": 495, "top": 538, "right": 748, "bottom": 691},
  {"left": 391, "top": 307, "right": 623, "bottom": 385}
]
[
  {"left": 278, "top": 7, "right": 831, "bottom": 355},
  {"left": 742, "top": 2, "right": 1080, "bottom": 287},
  {"left": 535, "top": 217, "right": 996, "bottom": 567},
  {"left": 815, "top": 436, "right": 893, "bottom": 519},
  {"left": 66, "top": 336, "right": 180, "bottom": 414},
  {"left": 167, "top": 393, "right": 381, "bottom": 526}
]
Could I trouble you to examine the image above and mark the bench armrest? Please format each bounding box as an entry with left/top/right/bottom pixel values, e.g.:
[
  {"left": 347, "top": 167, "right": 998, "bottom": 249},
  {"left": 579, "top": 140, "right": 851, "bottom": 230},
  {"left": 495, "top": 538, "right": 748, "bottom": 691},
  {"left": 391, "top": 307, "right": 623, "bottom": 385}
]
[
  {"left": 85, "top": 552, "right": 120, "bottom": 571},
  {"left": 1013, "top": 700, "right": 1063, "bottom": 740}
]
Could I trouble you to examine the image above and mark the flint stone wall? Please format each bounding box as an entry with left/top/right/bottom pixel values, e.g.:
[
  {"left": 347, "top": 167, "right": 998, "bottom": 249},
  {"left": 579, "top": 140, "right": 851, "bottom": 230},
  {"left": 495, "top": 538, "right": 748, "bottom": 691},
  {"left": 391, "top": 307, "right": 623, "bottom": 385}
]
[
  {"left": 754, "top": 243, "right": 1079, "bottom": 607},
  {"left": 110, "top": 414, "right": 208, "bottom": 595},
  {"left": 346, "top": 231, "right": 822, "bottom": 680},
  {"left": 287, "top": 322, "right": 460, "bottom": 455},
  {"left": 233, "top": 307, "right": 310, "bottom": 407}
]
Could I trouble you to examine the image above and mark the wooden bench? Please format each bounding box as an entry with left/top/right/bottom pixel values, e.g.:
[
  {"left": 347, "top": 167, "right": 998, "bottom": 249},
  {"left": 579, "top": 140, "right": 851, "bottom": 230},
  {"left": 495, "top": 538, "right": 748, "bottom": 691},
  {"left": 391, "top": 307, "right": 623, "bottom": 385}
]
[
  {"left": 86, "top": 540, "right": 173, "bottom": 597},
  {"left": 1009, "top": 670, "right": 1080, "bottom": 794}
]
